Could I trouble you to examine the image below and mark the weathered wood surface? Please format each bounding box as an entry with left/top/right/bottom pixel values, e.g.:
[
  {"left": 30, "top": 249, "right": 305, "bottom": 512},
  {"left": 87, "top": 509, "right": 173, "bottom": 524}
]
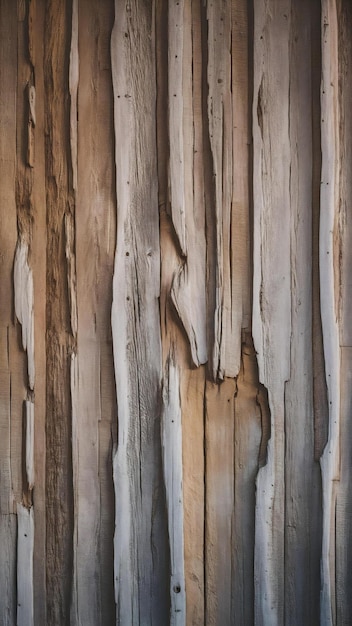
[
  {"left": 111, "top": 1, "right": 169, "bottom": 623},
  {"left": 0, "top": 1, "right": 352, "bottom": 624},
  {"left": 253, "top": 3, "right": 291, "bottom": 623}
]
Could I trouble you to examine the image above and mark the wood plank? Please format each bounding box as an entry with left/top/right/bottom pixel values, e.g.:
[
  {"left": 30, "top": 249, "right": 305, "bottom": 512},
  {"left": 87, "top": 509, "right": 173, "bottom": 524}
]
[
  {"left": 162, "top": 358, "right": 186, "bottom": 625},
  {"left": 205, "top": 378, "right": 236, "bottom": 625},
  {"left": 233, "top": 335, "right": 262, "bottom": 626},
  {"left": 30, "top": 1, "right": 48, "bottom": 621},
  {"left": 0, "top": 514, "right": 16, "bottom": 625},
  {"left": 168, "top": 0, "right": 207, "bottom": 368},
  {"left": 17, "top": 504, "right": 34, "bottom": 626},
  {"left": 338, "top": 0, "right": 352, "bottom": 350},
  {"left": 252, "top": 2, "right": 292, "bottom": 624},
  {"left": 231, "top": 0, "right": 251, "bottom": 341},
  {"left": 0, "top": 0, "right": 18, "bottom": 517},
  {"left": 111, "top": 1, "right": 169, "bottom": 622},
  {"left": 206, "top": 0, "right": 234, "bottom": 379},
  {"left": 25, "top": 401, "right": 35, "bottom": 490},
  {"left": 284, "top": 3, "right": 321, "bottom": 624},
  {"left": 44, "top": 2, "right": 75, "bottom": 622},
  {"left": 181, "top": 366, "right": 205, "bottom": 626},
  {"left": 159, "top": 204, "right": 203, "bottom": 626},
  {"left": 70, "top": 0, "right": 116, "bottom": 623},
  {"left": 335, "top": 5, "right": 352, "bottom": 624},
  {"left": 336, "top": 348, "right": 352, "bottom": 625},
  {"left": 319, "top": 2, "right": 340, "bottom": 623}
]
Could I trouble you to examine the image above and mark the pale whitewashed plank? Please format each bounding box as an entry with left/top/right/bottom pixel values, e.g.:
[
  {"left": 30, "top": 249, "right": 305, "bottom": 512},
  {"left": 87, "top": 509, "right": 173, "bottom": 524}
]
[
  {"left": 336, "top": 4, "right": 352, "bottom": 624},
  {"left": 168, "top": 0, "right": 207, "bottom": 367},
  {"left": 319, "top": 2, "right": 340, "bottom": 624},
  {"left": 111, "top": 1, "right": 168, "bottom": 623}
]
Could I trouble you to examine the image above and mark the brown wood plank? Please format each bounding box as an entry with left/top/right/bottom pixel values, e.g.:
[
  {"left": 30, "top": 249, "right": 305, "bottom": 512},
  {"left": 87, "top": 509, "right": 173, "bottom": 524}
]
[
  {"left": 233, "top": 336, "right": 262, "bottom": 626},
  {"left": 205, "top": 378, "right": 236, "bottom": 625},
  {"left": 30, "top": 0, "right": 48, "bottom": 621},
  {"left": 70, "top": 0, "right": 116, "bottom": 623},
  {"left": 44, "top": 1, "right": 75, "bottom": 622},
  {"left": 0, "top": 0, "right": 18, "bottom": 516}
]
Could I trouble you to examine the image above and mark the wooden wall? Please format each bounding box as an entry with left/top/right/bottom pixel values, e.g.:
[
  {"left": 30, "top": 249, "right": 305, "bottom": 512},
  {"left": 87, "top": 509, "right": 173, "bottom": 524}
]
[{"left": 0, "top": 1, "right": 351, "bottom": 624}]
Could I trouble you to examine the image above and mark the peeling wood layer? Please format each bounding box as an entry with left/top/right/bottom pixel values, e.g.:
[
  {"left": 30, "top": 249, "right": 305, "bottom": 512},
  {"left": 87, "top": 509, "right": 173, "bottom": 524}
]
[
  {"left": 14, "top": 241, "right": 35, "bottom": 391},
  {"left": 0, "top": 1, "right": 352, "bottom": 624}
]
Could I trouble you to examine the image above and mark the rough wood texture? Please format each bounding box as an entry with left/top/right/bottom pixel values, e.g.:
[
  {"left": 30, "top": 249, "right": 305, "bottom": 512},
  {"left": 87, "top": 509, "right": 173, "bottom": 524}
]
[
  {"left": 336, "top": 4, "right": 352, "bottom": 625},
  {"left": 253, "top": 3, "right": 291, "bottom": 623},
  {"left": 44, "top": 2, "right": 75, "bottom": 623},
  {"left": 70, "top": 1, "right": 116, "bottom": 624},
  {"left": 319, "top": 2, "right": 341, "bottom": 623},
  {"left": 111, "top": 1, "right": 169, "bottom": 623},
  {"left": 17, "top": 504, "right": 34, "bottom": 626},
  {"left": 1, "top": 1, "right": 352, "bottom": 624},
  {"left": 284, "top": 3, "right": 321, "bottom": 624},
  {"left": 162, "top": 358, "right": 186, "bottom": 625}
]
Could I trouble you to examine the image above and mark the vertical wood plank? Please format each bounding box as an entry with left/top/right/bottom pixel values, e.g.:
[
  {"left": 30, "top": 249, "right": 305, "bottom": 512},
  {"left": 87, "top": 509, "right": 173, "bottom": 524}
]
[
  {"left": 319, "top": 2, "right": 340, "bottom": 623},
  {"left": 336, "top": 4, "right": 352, "bottom": 625},
  {"left": 336, "top": 349, "right": 352, "bottom": 625},
  {"left": 181, "top": 367, "right": 205, "bottom": 626},
  {"left": 162, "top": 358, "right": 186, "bottom": 625},
  {"left": 0, "top": 514, "right": 17, "bottom": 625},
  {"left": 205, "top": 378, "right": 236, "bottom": 625},
  {"left": 231, "top": 0, "right": 251, "bottom": 339},
  {"left": 30, "top": 1, "right": 48, "bottom": 620},
  {"left": 284, "top": 3, "right": 322, "bottom": 624},
  {"left": 44, "top": 1, "right": 75, "bottom": 622},
  {"left": 206, "top": 0, "right": 235, "bottom": 379},
  {"left": 0, "top": 0, "right": 19, "bottom": 517},
  {"left": 233, "top": 336, "right": 262, "bottom": 626},
  {"left": 168, "top": 0, "right": 207, "bottom": 368},
  {"left": 17, "top": 504, "right": 34, "bottom": 626},
  {"left": 111, "top": 1, "right": 169, "bottom": 623},
  {"left": 70, "top": 0, "right": 116, "bottom": 623},
  {"left": 253, "top": 2, "right": 291, "bottom": 624}
]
